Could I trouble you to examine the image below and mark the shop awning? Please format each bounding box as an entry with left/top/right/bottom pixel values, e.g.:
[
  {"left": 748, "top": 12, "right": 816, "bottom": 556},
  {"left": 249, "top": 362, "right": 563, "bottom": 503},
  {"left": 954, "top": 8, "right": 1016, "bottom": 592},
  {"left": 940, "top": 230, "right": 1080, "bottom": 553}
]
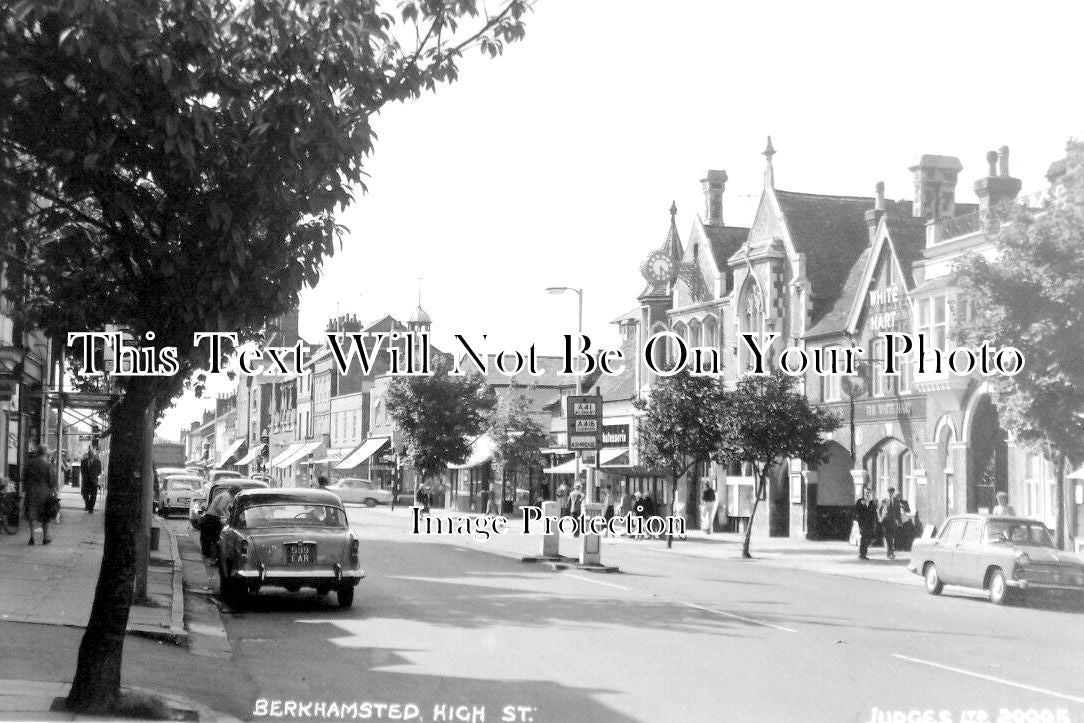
[
  {"left": 277, "top": 441, "right": 322, "bottom": 468},
  {"left": 234, "top": 445, "right": 264, "bottom": 467},
  {"left": 270, "top": 442, "right": 306, "bottom": 469},
  {"left": 307, "top": 447, "right": 352, "bottom": 465},
  {"left": 184, "top": 455, "right": 204, "bottom": 466},
  {"left": 449, "top": 434, "right": 495, "bottom": 470},
  {"left": 540, "top": 447, "right": 571, "bottom": 455},
  {"left": 1068, "top": 466, "right": 1084, "bottom": 480},
  {"left": 544, "top": 458, "right": 581, "bottom": 475},
  {"left": 215, "top": 439, "right": 246, "bottom": 468},
  {"left": 336, "top": 437, "right": 391, "bottom": 470},
  {"left": 599, "top": 464, "right": 668, "bottom": 478}
]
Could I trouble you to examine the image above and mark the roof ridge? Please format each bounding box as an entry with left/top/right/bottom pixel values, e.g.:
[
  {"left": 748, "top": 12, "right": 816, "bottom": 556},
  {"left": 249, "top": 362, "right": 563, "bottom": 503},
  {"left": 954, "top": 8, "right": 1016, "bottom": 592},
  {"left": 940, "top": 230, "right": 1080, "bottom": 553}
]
[{"left": 775, "top": 189, "right": 875, "bottom": 203}]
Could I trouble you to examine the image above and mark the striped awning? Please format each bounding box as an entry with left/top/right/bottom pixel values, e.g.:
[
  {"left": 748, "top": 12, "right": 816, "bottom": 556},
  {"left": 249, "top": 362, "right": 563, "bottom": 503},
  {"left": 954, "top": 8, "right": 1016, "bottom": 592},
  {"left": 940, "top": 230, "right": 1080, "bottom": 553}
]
[
  {"left": 336, "top": 437, "right": 391, "bottom": 470},
  {"left": 215, "top": 439, "right": 246, "bottom": 468},
  {"left": 270, "top": 443, "right": 305, "bottom": 469},
  {"left": 448, "top": 434, "right": 495, "bottom": 470}
]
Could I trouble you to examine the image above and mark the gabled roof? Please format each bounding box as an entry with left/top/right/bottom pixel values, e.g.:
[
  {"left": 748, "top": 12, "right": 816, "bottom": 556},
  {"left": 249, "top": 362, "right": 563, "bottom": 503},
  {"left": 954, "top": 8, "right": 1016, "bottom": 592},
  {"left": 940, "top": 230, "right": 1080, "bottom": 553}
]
[
  {"left": 774, "top": 190, "right": 876, "bottom": 320},
  {"left": 701, "top": 224, "right": 749, "bottom": 273},
  {"left": 610, "top": 306, "right": 641, "bottom": 325},
  {"left": 805, "top": 247, "right": 871, "bottom": 339}
]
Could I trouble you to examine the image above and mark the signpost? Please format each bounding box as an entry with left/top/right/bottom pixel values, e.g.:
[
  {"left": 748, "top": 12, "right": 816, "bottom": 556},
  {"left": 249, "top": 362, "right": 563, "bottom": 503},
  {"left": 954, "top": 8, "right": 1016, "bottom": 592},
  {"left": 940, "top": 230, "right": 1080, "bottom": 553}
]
[{"left": 566, "top": 395, "right": 602, "bottom": 452}]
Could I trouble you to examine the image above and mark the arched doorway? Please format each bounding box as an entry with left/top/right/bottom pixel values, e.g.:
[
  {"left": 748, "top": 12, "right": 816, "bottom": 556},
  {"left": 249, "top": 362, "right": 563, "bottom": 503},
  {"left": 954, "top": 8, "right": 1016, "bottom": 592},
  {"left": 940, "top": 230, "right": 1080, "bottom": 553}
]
[
  {"left": 863, "top": 438, "right": 913, "bottom": 506},
  {"left": 967, "top": 395, "right": 1007, "bottom": 513}
]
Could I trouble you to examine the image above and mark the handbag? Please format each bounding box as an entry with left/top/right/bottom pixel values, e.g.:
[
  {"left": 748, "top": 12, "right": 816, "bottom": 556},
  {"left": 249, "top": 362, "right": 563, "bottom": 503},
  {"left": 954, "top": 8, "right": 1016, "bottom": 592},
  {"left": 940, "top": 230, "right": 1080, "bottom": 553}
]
[{"left": 44, "top": 495, "right": 61, "bottom": 521}]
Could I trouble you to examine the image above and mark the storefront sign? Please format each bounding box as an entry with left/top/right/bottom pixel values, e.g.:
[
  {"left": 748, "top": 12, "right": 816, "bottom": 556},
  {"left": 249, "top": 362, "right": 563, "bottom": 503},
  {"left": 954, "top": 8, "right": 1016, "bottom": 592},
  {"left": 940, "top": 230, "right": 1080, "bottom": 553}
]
[
  {"left": 601, "top": 424, "right": 629, "bottom": 448},
  {"left": 866, "top": 285, "right": 908, "bottom": 331},
  {"left": 857, "top": 399, "right": 925, "bottom": 421},
  {"left": 566, "top": 395, "right": 603, "bottom": 450}
]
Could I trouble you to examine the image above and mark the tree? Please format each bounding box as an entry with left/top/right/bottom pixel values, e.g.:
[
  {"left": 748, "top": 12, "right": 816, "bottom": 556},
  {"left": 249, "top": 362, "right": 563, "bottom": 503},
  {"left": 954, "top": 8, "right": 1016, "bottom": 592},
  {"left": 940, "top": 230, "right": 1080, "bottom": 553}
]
[
  {"left": 490, "top": 393, "right": 548, "bottom": 508},
  {"left": 385, "top": 355, "right": 497, "bottom": 490},
  {"left": 0, "top": 0, "right": 529, "bottom": 712},
  {"left": 721, "top": 371, "right": 841, "bottom": 559},
  {"left": 955, "top": 140, "right": 1084, "bottom": 549},
  {"left": 634, "top": 370, "right": 728, "bottom": 548}
]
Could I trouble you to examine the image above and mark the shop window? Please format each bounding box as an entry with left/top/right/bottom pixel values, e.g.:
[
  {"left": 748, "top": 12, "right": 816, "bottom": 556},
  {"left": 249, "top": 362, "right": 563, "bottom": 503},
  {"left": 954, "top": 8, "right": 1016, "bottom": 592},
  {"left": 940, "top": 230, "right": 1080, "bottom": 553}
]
[
  {"left": 875, "top": 448, "right": 891, "bottom": 499},
  {"left": 900, "top": 451, "right": 914, "bottom": 505}
]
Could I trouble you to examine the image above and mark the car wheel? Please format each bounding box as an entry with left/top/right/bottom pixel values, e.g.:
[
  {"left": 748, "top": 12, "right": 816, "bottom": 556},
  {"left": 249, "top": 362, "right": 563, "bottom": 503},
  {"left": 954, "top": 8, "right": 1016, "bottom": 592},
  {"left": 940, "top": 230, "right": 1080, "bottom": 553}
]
[
  {"left": 924, "top": 563, "right": 943, "bottom": 595},
  {"left": 988, "top": 569, "right": 1014, "bottom": 606},
  {"left": 315, "top": 586, "right": 330, "bottom": 598},
  {"left": 337, "top": 585, "right": 355, "bottom": 608},
  {"left": 364, "top": 498, "right": 377, "bottom": 508}
]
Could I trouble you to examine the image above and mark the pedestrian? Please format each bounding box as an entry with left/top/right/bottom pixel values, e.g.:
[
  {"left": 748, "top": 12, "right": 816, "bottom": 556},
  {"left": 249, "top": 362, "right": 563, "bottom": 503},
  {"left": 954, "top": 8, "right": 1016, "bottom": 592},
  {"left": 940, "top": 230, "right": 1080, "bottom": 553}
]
[
  {"left": 316, "top": 475, "right": 329, "bottom": 488},
  {"left": 201, "top": 483, "right": 241, "bottom": 562},
  {"left": 878, "top": 487, "right": 902, "bottom": 560},
  {"left": 24, "top": 445, "right": 58, "bottom": 546},
  {"left": 992, "top": 491, "right": 1016, "bottom": 516},
  {"left": 854, "top": 487, "right": 877, "bottom": 560},
  {"left": 568, "top": 482, "right": 585, "bottom": 537},
  {"left": 617, "top": 484, "right": 635, "bottom": 536},
  {"left": 601, "top": 484, "right": 615, "bottom": 537},
  {"left": 80, "top": 449, "right": 102, "bottom": 513},
  {"left": 556, "top": 482, "right": 570, "bottom": 517},
  {"left": 415, "top": 483, "right": 430, "bottom": 515},
  {"left": 700, "top": 484, "right": 717, "bottom": 535}
]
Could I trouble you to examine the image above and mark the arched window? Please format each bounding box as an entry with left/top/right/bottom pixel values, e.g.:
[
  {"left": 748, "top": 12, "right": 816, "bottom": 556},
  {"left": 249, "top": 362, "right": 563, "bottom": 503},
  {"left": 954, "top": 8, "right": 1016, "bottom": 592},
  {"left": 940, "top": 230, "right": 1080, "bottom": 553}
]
[
  {"left": 900, "top": 450, "right": 914, "bottom": 505},
  {"left": 672, "top": 322, "right": 688, "bottom": 364},
  {"left": 703, "top": 315, "right": 718, "bottom": 350},
  {"left": 688, "top": 319, "right": 702, "bottom": 348},
  {"left": 876, "top": 448, "right": 891, "bottom": 499},
  {"left": 739, "top": 278, "right": 764, "bottom": 371},
  {"left": 650, "top": 323, "right": 669, "bottom": 371}
]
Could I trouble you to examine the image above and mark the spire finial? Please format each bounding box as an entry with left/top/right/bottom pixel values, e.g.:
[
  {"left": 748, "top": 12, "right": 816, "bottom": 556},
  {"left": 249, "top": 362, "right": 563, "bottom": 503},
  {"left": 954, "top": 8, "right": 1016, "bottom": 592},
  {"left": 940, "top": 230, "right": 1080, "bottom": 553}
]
[
  {"left": 669, "top": 200, "right": 677, "bottom": 219},
  {"left": 417, "top": 275, "right": 423, "bottom": 307},
  {"left": 763, "top": 135, "right": 776, "bottom": 189}
]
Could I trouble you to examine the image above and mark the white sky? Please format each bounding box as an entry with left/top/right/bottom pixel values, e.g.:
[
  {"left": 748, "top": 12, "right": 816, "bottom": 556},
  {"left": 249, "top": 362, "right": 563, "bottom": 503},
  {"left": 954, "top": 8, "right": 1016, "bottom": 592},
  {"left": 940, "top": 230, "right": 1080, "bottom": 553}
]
[{"left": 156, "top": 0, "right": 1084, "bottom": 440}]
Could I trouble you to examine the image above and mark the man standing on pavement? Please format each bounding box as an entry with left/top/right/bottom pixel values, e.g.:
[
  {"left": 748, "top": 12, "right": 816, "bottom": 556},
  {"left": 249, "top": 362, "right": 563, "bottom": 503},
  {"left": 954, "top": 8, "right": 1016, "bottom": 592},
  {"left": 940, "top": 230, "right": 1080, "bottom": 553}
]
[
  {"left": 201, "top": 483, "right": 241, "bottom": 561},
  {"left": 79, "top": 449, "right": 102, "bottom": 513},
  {"left": 992, "top": 491, "right": 1016, "bottom": 516},
  {"left": 878, "top": 487, "right": 902, "bottom": 560},
  {"left": 23, "top": 445, "right": 57, "bottom": 545},
  {"left": 854, "top": 487, "right": 877, "bottom": 559}
]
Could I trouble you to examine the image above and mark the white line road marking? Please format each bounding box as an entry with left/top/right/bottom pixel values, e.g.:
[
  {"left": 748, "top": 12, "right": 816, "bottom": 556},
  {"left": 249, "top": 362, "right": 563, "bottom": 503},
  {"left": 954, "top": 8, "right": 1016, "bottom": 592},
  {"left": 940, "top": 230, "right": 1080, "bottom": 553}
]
[
  {"left": 683, "top": 602, "right": 798, "bottom": 633},
  {"left": 893, "top": 654, "right": 1084, "bottom": 705},
  {"left": 565, "top": 574, "right": 632, "bottom": 591}
]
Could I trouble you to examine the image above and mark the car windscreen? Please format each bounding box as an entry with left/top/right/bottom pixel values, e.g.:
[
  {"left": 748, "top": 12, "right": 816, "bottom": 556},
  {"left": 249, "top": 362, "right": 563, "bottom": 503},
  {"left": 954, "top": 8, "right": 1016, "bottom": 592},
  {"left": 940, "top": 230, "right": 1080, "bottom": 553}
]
[
  {"left": 983, "top": 520, "right": 1055, "bottom": 547},
  {"left": 240, "top": 504, "right": 347, "bottom": 529}
]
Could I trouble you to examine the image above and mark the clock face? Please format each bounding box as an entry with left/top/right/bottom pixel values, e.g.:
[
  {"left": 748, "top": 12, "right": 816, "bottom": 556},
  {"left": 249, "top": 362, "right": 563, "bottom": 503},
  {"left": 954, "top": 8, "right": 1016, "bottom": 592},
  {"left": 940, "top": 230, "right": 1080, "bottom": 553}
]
[{"left": 643, "top": 250, "right": 673, "bottom": 284}]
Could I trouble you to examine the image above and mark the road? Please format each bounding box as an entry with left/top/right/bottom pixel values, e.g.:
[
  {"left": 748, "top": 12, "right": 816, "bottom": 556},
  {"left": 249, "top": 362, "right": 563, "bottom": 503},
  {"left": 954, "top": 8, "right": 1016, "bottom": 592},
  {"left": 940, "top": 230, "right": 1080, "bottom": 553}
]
[{"left": 165, "top": 507, "right": 1084, "bottom": 723}]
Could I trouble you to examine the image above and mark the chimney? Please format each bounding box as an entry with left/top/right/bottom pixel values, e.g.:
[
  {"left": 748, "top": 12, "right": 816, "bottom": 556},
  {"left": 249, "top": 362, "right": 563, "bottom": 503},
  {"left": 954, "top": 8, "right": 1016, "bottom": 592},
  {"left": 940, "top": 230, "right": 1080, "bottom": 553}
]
[
  {"left": 909, "top": 154, "right": 963, "bottom": 220},
  {"left": 864, "top": 181, "right": 886, "bottom": 244},
  {"left": 700, "top": 170, "right": 728, "bottom": 225},
  {"left": 974, "top": 145, "right": 1022, "bottom": 215}
]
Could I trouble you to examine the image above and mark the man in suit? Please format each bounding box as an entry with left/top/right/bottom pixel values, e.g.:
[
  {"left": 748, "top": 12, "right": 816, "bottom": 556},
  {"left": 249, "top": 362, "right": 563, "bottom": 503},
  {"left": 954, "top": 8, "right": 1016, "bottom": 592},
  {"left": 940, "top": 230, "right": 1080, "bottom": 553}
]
[
  {"left": 854, "top": 487, "right": 877, "bottom": 559},
  {"left": 879, "top": 487, "right": 902, "bottom": 560},
  {"left": 80, "top": 449, "right": 102, "bottom": 513}
]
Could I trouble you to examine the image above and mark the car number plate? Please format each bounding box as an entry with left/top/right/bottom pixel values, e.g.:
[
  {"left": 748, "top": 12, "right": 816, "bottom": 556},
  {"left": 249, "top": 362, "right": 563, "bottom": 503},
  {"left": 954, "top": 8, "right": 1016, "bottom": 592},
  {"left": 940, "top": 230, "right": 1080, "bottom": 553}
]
[
  {"left": 178, "top": 497, "right": 189, "bottom": 503},
  {"left": 285, "top": 543, "right": 316, "bottom": 565}
]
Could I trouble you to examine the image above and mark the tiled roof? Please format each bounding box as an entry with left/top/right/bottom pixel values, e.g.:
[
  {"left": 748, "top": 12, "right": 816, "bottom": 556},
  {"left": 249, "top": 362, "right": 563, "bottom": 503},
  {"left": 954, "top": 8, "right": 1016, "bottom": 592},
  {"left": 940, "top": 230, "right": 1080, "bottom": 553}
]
[
  {"left": 884, "top": 216, "right": 927, "bottom": 287},
  {"left": 805, "top": 247, "right": 871, "bottom": 339},
  {"left": 594, "top": 337, "right": 638, "bottom": 401},
  {"left": 775, "top": 190, "right": 875, "bottom": 324},
  {"left": 610, "top": 306, "right": 641, "bottom": 324},
  {"left": 702, "top": 224, "right": 748, "bottom": 272},
  {"left": 482, "top": 355, "right": 574, "bottom": 387}
]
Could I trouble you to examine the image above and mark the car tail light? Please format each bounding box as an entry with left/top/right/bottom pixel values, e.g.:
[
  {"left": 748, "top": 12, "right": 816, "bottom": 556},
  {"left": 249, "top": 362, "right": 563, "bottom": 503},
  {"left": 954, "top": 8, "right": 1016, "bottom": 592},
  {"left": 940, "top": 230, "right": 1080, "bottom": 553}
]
[
  {"left": 350, "top": 536, "right": 359, "bottom": 565},
  {"left": 238, "top": 538, "right": 249, "bottom": 561}
]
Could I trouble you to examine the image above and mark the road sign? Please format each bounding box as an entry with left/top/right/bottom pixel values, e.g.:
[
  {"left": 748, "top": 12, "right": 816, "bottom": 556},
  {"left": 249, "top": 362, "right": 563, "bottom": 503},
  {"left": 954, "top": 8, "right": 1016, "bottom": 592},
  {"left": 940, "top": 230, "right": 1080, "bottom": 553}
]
[{"left": 566, "top": 394, "right": 603, "bottom": 450}]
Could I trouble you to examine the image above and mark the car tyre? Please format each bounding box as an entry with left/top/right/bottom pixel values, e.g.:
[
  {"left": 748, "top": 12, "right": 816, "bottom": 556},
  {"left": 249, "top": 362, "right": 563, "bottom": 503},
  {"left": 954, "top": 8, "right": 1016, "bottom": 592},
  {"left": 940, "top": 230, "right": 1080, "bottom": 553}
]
[
  {"left": 364, "top": 498, "right": 377, "bottom": 508},
  {"left": 924, "top": 563, "right": 943, "bottom": 595},
  {"left": 337, "top": 585, "right": 355, "bottom": 608},
  {"left": 988, "top": 569, "right": 1015, "bottom": 606}
]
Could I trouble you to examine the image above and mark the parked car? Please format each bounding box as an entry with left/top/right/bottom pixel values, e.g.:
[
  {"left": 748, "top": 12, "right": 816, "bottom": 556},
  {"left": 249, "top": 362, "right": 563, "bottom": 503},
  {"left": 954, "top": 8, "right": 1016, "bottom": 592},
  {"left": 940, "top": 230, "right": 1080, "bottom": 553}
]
[
  {"left": 209, "top": 470, "right": 242, "bottom": 484},
  {"left": 217, "top": 488, "right": 363, "bottom": 608},
  {"left": 156, "top": 475, "right": 203, "bottom": 517},
  {"left": 327, "top": 478, "right": 392, "bottom": 507},
  {"left": 186, "top": 466, "right": 208, "bottom": 479},
  {"left": 191, "top": 478, "right": 269, "bottom": 529},
  {"left": 909, "top": 514, "right": 1084, "bottom": 605},
  {"left": 250, "top": 473, "right": 274, "bottom": 486}
]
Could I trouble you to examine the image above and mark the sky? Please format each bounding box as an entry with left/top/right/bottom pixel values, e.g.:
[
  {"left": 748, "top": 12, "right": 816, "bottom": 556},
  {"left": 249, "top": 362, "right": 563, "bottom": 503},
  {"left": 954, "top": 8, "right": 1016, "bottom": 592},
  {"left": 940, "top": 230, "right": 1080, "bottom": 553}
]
[{"left": 156, "top": 0, "right": 1084, "bottom": 440}]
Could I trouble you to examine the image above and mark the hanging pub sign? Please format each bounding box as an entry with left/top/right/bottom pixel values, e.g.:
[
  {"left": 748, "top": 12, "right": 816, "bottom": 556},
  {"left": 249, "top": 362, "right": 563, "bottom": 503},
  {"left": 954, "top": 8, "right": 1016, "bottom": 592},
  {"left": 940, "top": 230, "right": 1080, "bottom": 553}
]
[
  {"left": 601, "top": 424, "right": 629, "bottom": 448},
  {"left": 566, "top": 394, "right": 603, "bottom": 450}
]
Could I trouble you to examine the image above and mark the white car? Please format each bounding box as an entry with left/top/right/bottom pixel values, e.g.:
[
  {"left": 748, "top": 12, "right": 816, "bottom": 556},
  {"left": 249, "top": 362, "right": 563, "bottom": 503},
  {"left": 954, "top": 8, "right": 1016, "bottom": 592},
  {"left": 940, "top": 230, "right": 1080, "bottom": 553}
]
[
  {"left": 157, "top": 475, "right": 203, "bottom": 517},
  {"left": 327, "top": 478, "right": 392, "bottom": 507}
]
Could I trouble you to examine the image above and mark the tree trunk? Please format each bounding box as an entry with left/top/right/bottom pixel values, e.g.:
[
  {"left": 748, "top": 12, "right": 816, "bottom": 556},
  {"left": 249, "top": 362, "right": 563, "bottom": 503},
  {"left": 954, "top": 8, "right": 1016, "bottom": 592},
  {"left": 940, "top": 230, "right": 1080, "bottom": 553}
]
[
  {"left": 66, "top": 377, "right": 157, "bottom": 713},
  {"left": 742, "top": 466, "right": 767, "bottom": 559},
  {"left": 667, "top": 474, "right": 678, "bottom": 548},
  {"left": 1055, "top": 451, "right": 1067, "bottom": 550},
  {"left": 686, "top": 462, "right": 700, "bottom": 531}
]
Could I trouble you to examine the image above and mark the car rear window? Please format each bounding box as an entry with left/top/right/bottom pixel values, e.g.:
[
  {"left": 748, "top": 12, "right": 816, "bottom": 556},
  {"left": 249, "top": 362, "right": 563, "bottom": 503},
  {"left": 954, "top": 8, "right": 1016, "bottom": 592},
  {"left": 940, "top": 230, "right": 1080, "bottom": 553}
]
[
  {"left": 240, "top": 504, "right": 346, "bottom": 529},
  {"left": 166, "top": 479, "right": 199, "bottom": 491}
]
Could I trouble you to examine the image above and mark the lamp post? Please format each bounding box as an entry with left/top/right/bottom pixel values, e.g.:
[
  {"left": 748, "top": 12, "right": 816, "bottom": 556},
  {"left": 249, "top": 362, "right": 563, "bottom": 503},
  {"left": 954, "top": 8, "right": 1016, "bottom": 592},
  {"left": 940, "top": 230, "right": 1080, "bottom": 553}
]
[{"left": 546, "top": 286, "right": 586, "bottom": 501}]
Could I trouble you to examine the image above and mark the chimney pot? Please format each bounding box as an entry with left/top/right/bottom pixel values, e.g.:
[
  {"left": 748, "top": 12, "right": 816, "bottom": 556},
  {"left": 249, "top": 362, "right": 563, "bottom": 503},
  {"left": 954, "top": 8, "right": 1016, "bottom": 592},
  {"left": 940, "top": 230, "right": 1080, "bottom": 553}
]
[
  {"left": 875, "top": 181, "right": 885, "bottom": 211},
  {"left": 986, "top": 151, "right": 998, "bottom": 178},
  {"left": 997, "top": 145, "right": 1010, "bottom": 177}
]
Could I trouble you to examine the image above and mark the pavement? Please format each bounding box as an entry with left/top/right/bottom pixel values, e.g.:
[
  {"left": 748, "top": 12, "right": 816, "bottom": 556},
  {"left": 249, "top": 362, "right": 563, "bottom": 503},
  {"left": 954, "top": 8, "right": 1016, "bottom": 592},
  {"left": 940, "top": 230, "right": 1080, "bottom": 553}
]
[{"left": 0, "top": 489, "right": 240, "bottom": 722}]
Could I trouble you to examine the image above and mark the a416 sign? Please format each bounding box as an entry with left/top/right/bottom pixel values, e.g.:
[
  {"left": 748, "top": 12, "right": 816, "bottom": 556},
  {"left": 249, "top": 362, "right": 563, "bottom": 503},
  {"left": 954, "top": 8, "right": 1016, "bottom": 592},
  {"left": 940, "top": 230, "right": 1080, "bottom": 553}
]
[{"left": 566, "top": 395, "right": 603, "bottom": 450}]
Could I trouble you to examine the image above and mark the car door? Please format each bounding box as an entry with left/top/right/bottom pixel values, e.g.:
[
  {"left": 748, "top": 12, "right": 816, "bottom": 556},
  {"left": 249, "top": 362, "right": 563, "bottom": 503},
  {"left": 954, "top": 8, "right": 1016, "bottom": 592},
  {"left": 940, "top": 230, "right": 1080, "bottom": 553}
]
[
  {"left": 928, "top": 518, "right": 966, "bottom": 584},
  {"left": 949, "top": 519, "right": 986, "bottom": 588}
]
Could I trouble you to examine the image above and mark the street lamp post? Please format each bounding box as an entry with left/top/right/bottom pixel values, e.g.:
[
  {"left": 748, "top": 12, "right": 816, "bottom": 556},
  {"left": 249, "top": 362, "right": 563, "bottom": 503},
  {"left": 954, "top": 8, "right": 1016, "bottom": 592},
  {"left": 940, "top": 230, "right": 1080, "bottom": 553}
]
[{"left": 546, "top": 286, "right": 586, "bottom": 501}]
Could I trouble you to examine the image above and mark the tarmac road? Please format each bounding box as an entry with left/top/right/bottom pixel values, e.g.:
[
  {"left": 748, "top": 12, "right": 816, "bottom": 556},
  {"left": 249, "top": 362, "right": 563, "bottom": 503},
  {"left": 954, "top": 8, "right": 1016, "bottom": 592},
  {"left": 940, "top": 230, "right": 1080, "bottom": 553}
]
[{"left": 169, "top": 506, "right": 1084, "bottom": 723}]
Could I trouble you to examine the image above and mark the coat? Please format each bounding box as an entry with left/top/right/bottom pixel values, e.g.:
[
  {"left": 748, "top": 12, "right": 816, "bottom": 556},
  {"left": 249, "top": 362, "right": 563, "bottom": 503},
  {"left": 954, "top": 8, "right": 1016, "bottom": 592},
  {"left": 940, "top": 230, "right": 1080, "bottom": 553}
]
[
  {"left": 23, "top": 455, "right": 56, "bottom": 522},
  {"left": 854, "top": 499, "right": 877, "bottom": 532},
  {"left": 80, "top": 456, "right": 102, "bottom": 490}
]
